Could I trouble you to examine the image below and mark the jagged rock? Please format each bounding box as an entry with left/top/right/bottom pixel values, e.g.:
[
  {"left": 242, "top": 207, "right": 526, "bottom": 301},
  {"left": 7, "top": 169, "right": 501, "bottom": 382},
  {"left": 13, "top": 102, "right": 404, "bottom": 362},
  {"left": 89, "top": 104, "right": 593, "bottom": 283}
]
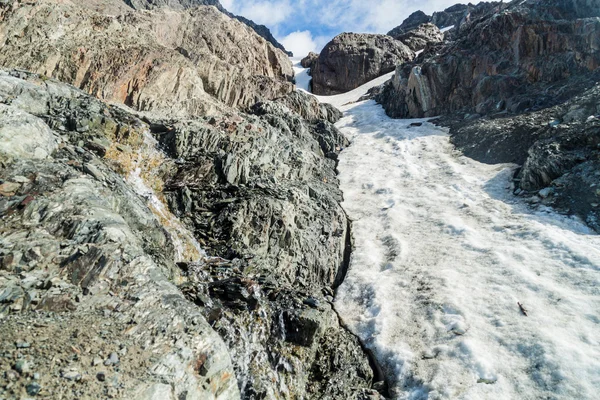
[
  {"left": 0, "top": 69, "right": 375, "bottom": 398},
  {"left": 0, "top": 1, "right": 293, "bottom": 117},
  {"left": 387, "top": 10, "right": 431, "bottom": 37},
  {"left": 0, "top": 104, "right": 59, "bottom": 161},
  {"left": 393, "top": 23, "right": 444, "bottom": 51},
  {"left": 311, "top": 33, "right": 414, "bottom": 95},
  {"left": 0, "top": 71, "right": 239, "bottom": 399},
  {"left": 156, "top": 89, "right": 376, "bottom": 397},
  {"left": 301, "top": 52, "right": 319, "bottom": 69},
  {"left": 445, "top": 82, "right": 600, "bottom": 232},
  {"left": 254, "top": 91, "right": 342, "bottom": 124},
  {"left": 377, "top": 0, "right": 600, "bottom": 119},
  {"left": 431, "top": 2, "right": 502, "bottom": 30}
]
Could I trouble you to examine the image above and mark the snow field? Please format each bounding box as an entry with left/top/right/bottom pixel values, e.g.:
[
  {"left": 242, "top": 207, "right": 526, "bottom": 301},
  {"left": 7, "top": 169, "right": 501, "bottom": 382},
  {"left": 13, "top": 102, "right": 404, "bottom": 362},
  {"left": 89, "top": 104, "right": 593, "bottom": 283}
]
[{"left": 291, "top": 61, "right": 600, "bottom": 399}]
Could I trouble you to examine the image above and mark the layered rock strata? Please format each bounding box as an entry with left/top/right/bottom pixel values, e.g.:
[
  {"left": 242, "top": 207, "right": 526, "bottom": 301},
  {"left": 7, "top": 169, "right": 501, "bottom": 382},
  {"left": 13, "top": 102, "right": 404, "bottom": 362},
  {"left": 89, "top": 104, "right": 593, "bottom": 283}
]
[{"left": 0, "top": 0, "right": 293, "bottom": 118}]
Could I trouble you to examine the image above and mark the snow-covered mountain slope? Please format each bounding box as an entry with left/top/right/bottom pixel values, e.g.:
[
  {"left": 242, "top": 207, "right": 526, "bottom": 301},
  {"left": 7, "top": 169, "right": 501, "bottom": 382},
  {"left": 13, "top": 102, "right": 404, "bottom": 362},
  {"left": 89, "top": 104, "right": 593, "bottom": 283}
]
[{"left": 305, "top": 72, "right": 600, "bottom": 399}]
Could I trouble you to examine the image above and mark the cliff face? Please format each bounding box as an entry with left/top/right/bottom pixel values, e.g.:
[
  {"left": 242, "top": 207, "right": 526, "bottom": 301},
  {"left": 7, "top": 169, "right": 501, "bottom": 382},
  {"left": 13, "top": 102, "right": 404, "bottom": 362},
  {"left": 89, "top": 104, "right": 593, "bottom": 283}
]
[
  {"left": 0, "top": 69, "right": 240, "bottom": 399},
  {"left": 124, "top": 0, "right": 292, "bottom": 55},
  {"left": 377, "top": 1, "right": 600, "bottom": 118},
  {"left": 0, "top": 0, "right": 293, "bottom": 118}
]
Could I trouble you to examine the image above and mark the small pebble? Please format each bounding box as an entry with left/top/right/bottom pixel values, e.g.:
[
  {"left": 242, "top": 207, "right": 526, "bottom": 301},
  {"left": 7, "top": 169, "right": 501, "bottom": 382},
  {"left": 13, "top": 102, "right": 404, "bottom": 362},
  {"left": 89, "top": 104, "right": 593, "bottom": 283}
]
[
  {"left": 97, "top": 372, "right": 106, "bottom": 382},
  {"left": 104, "top": 352, "right": 119, "bottom": 366},
  {"left": 14, "top": 360, "right": 30, "bottom": 374},
  {"left": 26, "top": 382, "right": 41, "bottom": 396},
  {"left": 62, "top": 371, "right": 81, "bottom": 381},
  {"left": 15, "top": 342, "right": 31, "bottom": 349}
]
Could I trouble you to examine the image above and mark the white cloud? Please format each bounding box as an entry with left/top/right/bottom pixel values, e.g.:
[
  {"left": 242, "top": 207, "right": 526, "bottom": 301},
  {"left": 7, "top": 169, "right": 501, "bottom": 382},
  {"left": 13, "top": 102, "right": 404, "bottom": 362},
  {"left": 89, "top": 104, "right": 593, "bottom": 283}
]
[
  {"left": 280, "top": 31, "right": 317, "bottom": 57},
  {"left": 225, "top": 0, "right": 464, "bottom": 53},
  {"left": 223, "top": 0, "right": 292, "bottom": 26}
]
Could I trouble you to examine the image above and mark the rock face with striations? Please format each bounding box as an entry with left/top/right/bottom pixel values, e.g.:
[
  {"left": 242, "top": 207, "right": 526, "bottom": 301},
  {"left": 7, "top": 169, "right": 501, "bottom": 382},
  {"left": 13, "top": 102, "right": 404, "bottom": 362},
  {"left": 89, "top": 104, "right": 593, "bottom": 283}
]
[
  {"left": 0, "top": 69, "right": 240, "bottom": 399},
  {"left": 377, "top": 0, "right": 600, "bottom": 119},
  {"left": 311, "top": 33, "right": 414, "bottom": 95},
  {"left": 125, "top": 0, "right": 292, "bottom": 55},
  {"left": 0, "top": 68, "right": 380, "bottom": 399},
  {"left": 0, "top": 0, "right": 293, "bottom": 118},
  {"left": 0, "top": 0, "right": 382, "bottom": 398}
]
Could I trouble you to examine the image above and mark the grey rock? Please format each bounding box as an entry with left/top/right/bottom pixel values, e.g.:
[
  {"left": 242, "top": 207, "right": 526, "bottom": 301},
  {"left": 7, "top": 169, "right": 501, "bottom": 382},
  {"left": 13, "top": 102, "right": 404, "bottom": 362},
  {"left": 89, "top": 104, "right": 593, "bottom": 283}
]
[
  {"left": 311, "top": 33, "right": 414, "bottom": 95},
  {"left": 0, "top": 71, "right": 240, "bottom": 399},
  {"left": 0, "top": 2, "right": 293, "bottom": 118},
  {"left": 62, "top": 371, "right": 82, "bottom": 381},
  {"left": 26, "top": 382, "right": 41, "bottom": 396},
  {"left": 104, "top": 352, "right": 119, "bottom": 366},
  {"left": 301, "top": 52, "right": 319, "bottom": 69},
  {"left": 387, "top": 10, "right": 432, "bottom": 37},
  {"left": 14, "top": 360, "right": 30, "bottom": 374},
  {"left": 393, "top": 23, "right": 444, "bottom": 52}
]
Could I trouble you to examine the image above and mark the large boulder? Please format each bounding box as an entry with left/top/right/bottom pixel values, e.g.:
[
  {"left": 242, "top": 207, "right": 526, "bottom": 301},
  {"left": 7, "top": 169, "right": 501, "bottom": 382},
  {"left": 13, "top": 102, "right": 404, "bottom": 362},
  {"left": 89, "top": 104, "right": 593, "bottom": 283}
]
[
  {"left": 0, "top": 0, "right": 294, "bottom": 117},
  {"left": 311, "top": 33, "right": 414, "bottom": 95}
]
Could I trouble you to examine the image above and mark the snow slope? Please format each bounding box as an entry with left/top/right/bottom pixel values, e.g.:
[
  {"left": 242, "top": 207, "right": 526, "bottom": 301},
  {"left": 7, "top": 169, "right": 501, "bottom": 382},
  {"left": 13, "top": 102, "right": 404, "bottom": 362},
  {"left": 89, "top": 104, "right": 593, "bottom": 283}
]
[
  {"left": 291, "top": 57, "right": 312, "bottom": 92},
  {"left": 308, "top": 74, "right": 600, "bottom": 399}
]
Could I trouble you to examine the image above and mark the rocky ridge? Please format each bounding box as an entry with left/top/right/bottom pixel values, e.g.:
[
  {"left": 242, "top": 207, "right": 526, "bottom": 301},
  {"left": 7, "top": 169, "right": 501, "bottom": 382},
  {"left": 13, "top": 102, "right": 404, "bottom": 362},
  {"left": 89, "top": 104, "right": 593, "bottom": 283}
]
[
  {"left": 124, "top": 0, "right": 292, "bottom": 55},
  {"left": 0, "top": 0, "right": 384, "bottom": 398}
]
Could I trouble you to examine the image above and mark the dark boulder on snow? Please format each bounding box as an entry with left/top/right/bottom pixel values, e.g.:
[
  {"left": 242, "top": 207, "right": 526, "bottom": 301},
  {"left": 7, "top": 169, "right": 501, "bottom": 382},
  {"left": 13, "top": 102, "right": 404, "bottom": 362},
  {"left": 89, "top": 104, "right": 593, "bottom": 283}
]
[
  {"left": 301, "top": 52, "right": 319, "bottom": 69},
  {"left": 311, "top": 33, "right": 414, "bottom": 95}
]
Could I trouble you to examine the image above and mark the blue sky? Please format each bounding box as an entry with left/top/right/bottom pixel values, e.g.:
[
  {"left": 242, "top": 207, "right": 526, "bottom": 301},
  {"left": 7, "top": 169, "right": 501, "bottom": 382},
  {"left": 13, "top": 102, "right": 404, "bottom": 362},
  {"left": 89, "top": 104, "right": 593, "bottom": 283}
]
[{"left": 221, "top": 0, "right": 464, "bottom": 56}]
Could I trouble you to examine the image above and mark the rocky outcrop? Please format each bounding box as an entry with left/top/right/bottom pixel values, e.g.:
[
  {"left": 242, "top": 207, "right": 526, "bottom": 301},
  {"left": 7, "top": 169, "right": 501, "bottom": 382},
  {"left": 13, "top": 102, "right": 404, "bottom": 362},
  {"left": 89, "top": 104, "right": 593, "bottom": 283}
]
[
  {"left": 393, "top": 23, "right": 444, "bottom": 51},
  {"left": 0, "top": 69, "right": 380, "bottom": 398},
  {"left": 387, "top": 10, "right": 431, "bottom": 37},
  {"left": 377, "top": 0, "right": 600, "bottom": 119},
  {"left": 301, "top": 52, "right": 319, "bottom": 69},
  {"left": 0, "top": 70, "right": 239, "bottom": 399},
  {"left": 375, "top": 0, "right": 600, "bottom": 232},
  {"left": 155, "top": 89, "right": 378, "bottom": 398},
  {"left": 431, "top": 2, "right": 502, "bottom": 30},
  {"left": 446, "top": 84, "right": 600, "bottom": 231},
  {"left": 311, "top": 33, "right": 414, "bottom": 95},
  {"left": 0, "top": 0, "right": 293, "bottom": 118}
]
